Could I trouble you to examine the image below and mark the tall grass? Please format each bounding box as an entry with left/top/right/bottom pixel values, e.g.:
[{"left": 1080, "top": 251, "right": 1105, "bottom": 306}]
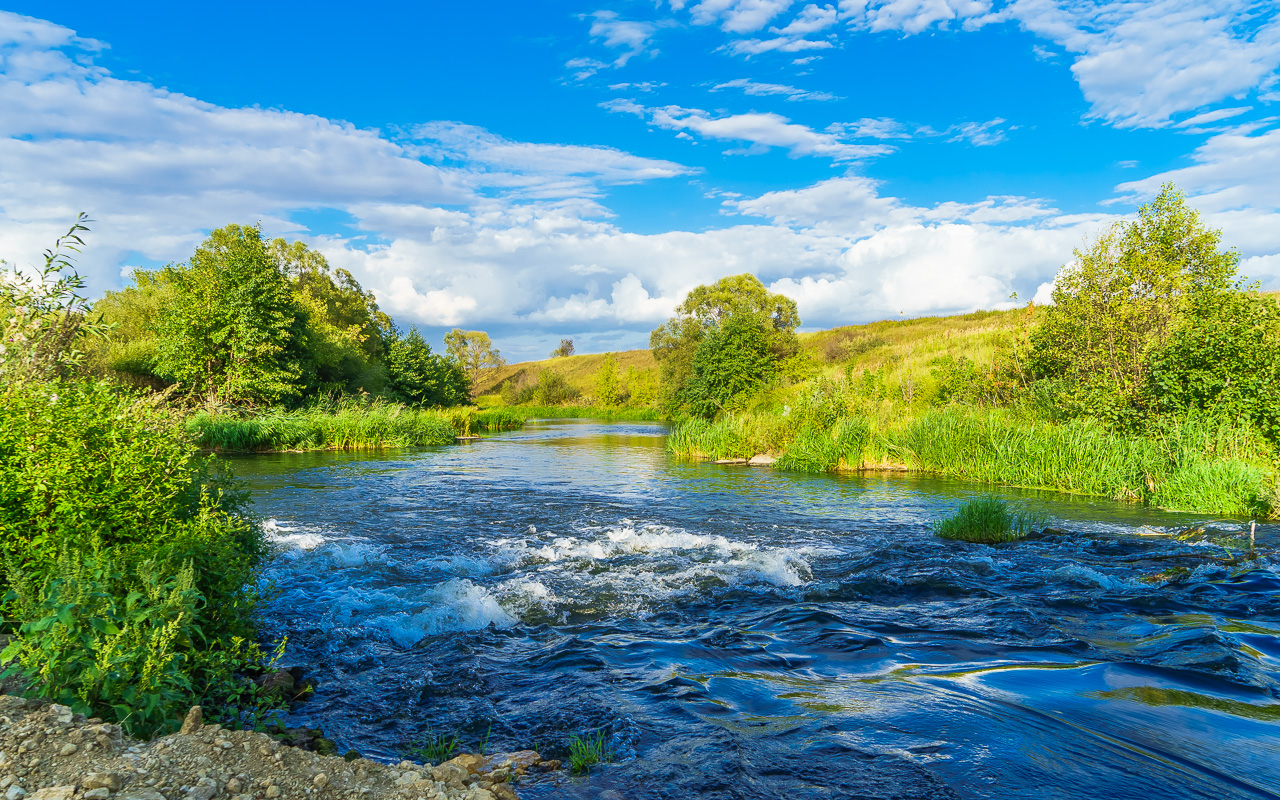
[
  {"left": 669, "top": 406, "right": 1277, "bottom": 518},
  {"left": 187, "top": 401, "right": 524, "bottom": 452},
  {"left": 506, "top": 405, "right": 661, "bottom": 421},
  {"left": 934, "top": 496, "right": 1042, "bottom": 543}
]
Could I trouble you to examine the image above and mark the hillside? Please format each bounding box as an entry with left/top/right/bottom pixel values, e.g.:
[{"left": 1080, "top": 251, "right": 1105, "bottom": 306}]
[{"left": 477, "top": 308, "right": 1030, "bottom": 404}]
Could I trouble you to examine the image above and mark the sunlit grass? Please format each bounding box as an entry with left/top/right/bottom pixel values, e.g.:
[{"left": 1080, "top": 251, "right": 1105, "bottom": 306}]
[{"left": 934, "top": 496, "right": 1042, "bottom": 543}]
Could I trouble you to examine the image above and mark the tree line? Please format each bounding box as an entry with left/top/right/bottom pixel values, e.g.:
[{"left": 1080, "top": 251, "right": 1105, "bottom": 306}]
[{"left": 89, "top": 224, "right": 506, "bottom": 409}]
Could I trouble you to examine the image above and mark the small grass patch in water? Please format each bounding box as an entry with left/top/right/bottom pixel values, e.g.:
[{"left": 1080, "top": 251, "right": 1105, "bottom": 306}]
[
  {"left": 568, "top": 730, "right": 611, "bottom": 774},
  {"left": 934, "top": 496, "right": 1042, "bottom": 543}
]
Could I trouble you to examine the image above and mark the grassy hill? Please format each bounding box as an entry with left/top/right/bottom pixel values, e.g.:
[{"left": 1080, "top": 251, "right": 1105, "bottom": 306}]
[{"left": 476, "top": 308, "right": 1030, "bottom": 408}]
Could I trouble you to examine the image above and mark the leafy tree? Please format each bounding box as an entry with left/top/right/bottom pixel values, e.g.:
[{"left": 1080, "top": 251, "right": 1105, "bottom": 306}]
[
  {"left": 683, "top": 313, "right": 778, "bottom": 417},
  {"left": 87, "top": 270, "right": 174, "bottom": 385},
  {"left": 269, "top": 239, "right": 395, "bottom": 394},
  {"left": 153, "top": 225, "right": 310, "bottom": 406},
  {"left": 550, "top": 338, "right": 575, "bottom": 358},
  {"left": 595, "top": 353, "right": 621, "bottom": 407},
  {"left": 445, "top": 329, "right": 505, "bottom": 378},
  {"left": 1029, "top": 184, "right": 1241, "bottom": 424},
  {"left": 1145, "top": 291, "right": 1280, "bottom": 442},
  {"left": 650, "top": 274, "right": 799, "bottom": 415},
  {"left": 386, "top": 329, "right": 470, "bottom": 407}
]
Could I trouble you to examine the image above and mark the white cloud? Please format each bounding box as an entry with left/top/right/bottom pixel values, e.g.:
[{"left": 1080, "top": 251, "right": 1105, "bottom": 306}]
[
  {"left": 1174, "top": 106, "right": 1252, "bottom": 128},
  {"left": 945, "top": 117, "right": 1010, "bottom": 146},
  {"left": 410, "top": 122, "right": 698, "bottom": 198},
  {"left": 691, "top": 0, "right": 798, "bottom": 33},
  {"left": 712, "top": 77, "right": 838, "bottom": 101},
  {"left": 602, "top": 99, "right": 892, "bottom": 160},
  {"left": 587, "top": 11, "right": 660, "bottom": 66},
  {"left": 836, "top": 0, "right": 1280, "bottom": 129},
  {"left": 771, "top": 4, "right": 840, "bottom": 35}
]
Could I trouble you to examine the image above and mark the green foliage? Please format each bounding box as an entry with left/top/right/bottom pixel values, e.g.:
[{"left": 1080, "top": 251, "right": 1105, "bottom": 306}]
[
  {"left": 775, "top": 419, "right": 869, "bottom": 473},
  {"left": 387, "top": 329, "right": 470, "bottom": 407},
  {"left": 1, "top": 213, "right": 107, "bottom": 383},
  {"left": 550, "top": 338, "right": 575, "bottom": 358},
  {"left": 1145, "top": 290, "right": 1280, "bottom": 443},
  {"left": 934, "top": 496, "right": 1042, "bottom": 543},
  {"left": 568, "top": 730, "right": 611, "bottom": 774},
  {"left": 411, "top": 730, "right": 460, "bottom": 765},
  {"left": 445, "top": 329, "right": 505, "bottom": 379},
  {"left": 684, "top": 313, "right": 779, "bottom": 418},
  {"left": 594, "top": 353, "right": 621, "bottom": 407},
  {"left": 651, "top": 274, "right": 800, "bottom": 416},
  {"left": 1029, "top": 184, "right": 1242, "bottom": 424},
  {"left": 153, "top": 225, "right": 310, "bottom": 406},
  {"left": 187, "top": 402, "right": 466, "bottom": 452}
]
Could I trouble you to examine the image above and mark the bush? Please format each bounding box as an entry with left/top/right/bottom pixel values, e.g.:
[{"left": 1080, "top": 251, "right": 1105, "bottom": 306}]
[
  {"left": 387, "top": 329, "right": 470, "bottom": 407},
  {"left": 934, "top": 496, "right": 1041, "bottom": 543}
]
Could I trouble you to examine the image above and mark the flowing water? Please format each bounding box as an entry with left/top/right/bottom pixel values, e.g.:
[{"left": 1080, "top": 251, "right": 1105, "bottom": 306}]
[{"left": 231, "top": 419, "right": 1280, "bottom": 799}]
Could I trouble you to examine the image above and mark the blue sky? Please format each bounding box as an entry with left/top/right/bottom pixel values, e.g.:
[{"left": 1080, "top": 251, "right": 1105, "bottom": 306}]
[{"left": 2, "top": 1, "right": 1279, "bottom": 359}]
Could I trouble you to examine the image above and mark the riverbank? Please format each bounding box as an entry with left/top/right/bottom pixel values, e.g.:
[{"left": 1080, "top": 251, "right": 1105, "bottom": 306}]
[
  {"left": 187, "top": 405, "right": 525, "bottom": 453},
  {"left": 493, "top": 404, "right": 660, "bottom": 421},
  {"left": 670, "top": 406, "right": 1279, "bottom": 518},
  {"left": 0, "top": 695, "right": 556, "bottom": 800}
]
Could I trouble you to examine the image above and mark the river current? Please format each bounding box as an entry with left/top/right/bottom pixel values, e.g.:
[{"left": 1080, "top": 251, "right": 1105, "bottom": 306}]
[{"left": 231, "top": 419, "right": 1280, "bottom": 799}]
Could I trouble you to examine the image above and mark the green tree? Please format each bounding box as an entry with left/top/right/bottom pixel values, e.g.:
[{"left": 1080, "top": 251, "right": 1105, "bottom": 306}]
[
  {"left": 683, "top": 313, "right": 778, "bottom": 417},
  {"left": 386, "top": 329, "right": 470, "bottom": 407},
  {"left": 1145, "top": 291, "right": 1280, "bottom": 442},
  {"left": 269, "top": 239, "right": 392, "bottom": 394},
  {"left": 1029, "top": 184, "right": 1241, "bottom": 424},
  {"left": 87, "top": 270, "right": 174, "bottom": 385},
  {"left": 650, "top": 274, "right": 799, "bottom": 415},
  {"left": 445, "top": 329, "right": 505, "bottom": 379},
  {"left": 550, "top": 338, "right": 575, "bottom": 358},
  {"left": 153, "top": 225, "right": 310, "bottom": 406},
  {"left": 595, "top": 353, "right": 621, "bottom": 407}
]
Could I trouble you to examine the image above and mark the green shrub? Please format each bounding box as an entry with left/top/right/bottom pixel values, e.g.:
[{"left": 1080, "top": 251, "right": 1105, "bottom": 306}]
[{"left": 935, "top": 496, "right": 1041, "bottom": 543}]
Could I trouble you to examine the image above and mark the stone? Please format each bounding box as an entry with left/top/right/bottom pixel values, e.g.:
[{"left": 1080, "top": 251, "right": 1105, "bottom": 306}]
[
  {"left": 186, "top": 783, "right": 216, "bottom": 800},
  {"left": 47, "top": 706, "right": 73, "bottom": 726},
  {"left": 449, "top": 753, "right": 487, "bottom": 774},
  {"left": 264, "top": 786, "right": 281, "bottom": 798},
  {"left": 312, "top": 773, "right": 329, "bottom": 788},
  {"left": 82, "top": 791, "right": 110, "bottom": 800},
  {"left": 118, "top": 791, "right": 167, "bottom": 800},
  {"left": 311, "top": 737, "right": 338, "bottom": 756},
  {"left": 28, "top": 789, "right": 74, "bottom": 800},
  {"left": 429, "top": 763, "right": 468, "bottom": 785},
  {"left": 747, "top": 454, "right": 776, "bottom": 466},
  {"left": 56, "top": 743, "right": 76, "bottom": 757},
  {"left": 490, "top": 750, "right": 541, "bottom": 775},
  {"left": 467, "top": 789, "right": 496, "bottom": 800},
  {"left": 226, "top": 778, "right": 242, "bottom": 793},
  {"left": 3, "top": 786, "right": 23, "bottom": 800},
  {"left": 82, "top": 773, "right": 123, "bottom": 791},
  {"left": 255, "top": 670, "right": 295, "bottom": 697},
  {"left": 179, "top": 707, "right": 203, "bottom": 735}
]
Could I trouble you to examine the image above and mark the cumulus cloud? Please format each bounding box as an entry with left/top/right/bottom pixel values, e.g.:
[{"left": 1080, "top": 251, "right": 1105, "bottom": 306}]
[{"left": 691, "top": 0, "right": 799, "bottom": 33}]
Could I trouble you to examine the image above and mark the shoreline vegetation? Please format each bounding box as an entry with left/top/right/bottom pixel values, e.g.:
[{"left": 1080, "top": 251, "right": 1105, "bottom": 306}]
[{"left": 2, "top": 182, "right": 1277, "bottom": 747}]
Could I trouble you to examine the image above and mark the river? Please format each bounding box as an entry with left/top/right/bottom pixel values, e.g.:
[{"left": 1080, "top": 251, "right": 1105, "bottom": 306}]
[{"left": 230, "top": 419, "right": 1280, "bottom": 799}]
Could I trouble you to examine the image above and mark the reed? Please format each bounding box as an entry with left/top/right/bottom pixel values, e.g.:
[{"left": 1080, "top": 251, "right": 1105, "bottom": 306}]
[
  {"left": 934, "top": 496, "right": 1041, "bottom": 543},
  {"left": 507, "top": 405, "right": 661, "bottom": 421},
  {"left": 668, "top": 405, "right": 1277, "bottom": 517},
  {"left": 187, "top": 401, "right": 523, "bottom": 452}
]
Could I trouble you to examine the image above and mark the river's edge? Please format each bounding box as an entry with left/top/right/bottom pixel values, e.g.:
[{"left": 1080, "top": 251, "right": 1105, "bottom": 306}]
[{"left": 0, "top": 695, "right": 557, "bottom": 800}]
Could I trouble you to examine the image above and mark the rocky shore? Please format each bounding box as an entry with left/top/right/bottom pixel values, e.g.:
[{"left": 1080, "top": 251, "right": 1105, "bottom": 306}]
[{"left": 0, "top": 697, "right": 556, "bottom": 800}]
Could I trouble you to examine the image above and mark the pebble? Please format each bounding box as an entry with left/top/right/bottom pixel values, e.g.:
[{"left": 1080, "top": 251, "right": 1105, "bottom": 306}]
[{"left": 56, "top": 744, "right": 76, "bottom": 757}]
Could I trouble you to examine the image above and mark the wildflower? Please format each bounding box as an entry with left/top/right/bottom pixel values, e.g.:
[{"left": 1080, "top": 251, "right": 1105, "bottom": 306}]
[{"left": 50, "top": 393, "right": 58, "bottom": 405}]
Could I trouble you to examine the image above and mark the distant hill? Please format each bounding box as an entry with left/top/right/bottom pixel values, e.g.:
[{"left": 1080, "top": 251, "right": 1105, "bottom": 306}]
[{"left": 475, "top": 308, "right": 1031, "bottom": 404}]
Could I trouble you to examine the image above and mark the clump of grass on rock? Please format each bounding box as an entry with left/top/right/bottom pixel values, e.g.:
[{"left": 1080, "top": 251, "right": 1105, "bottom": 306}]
[{"left": 934, "top": 496, "right": 1042, "bottom": 543}]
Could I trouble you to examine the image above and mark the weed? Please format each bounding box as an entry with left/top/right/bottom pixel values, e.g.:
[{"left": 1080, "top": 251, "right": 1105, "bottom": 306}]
[
  {"left": 411, "top": 730, "right": 460, "bottom": 765},
  {"left": 934, "top": 496, "right": 1043, "bottom": 543},
  {"left": 568, "top": 730, "right": 611, "bottom": 774}
]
